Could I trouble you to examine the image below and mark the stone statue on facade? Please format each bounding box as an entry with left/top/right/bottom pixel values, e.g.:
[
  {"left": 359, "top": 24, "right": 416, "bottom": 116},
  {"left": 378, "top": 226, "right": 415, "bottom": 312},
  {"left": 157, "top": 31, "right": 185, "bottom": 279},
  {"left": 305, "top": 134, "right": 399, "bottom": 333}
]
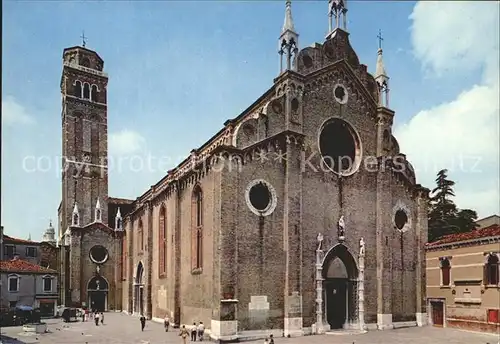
[
  {"left": 338, "top": 215, "right": 345, "bottom": 241},
  {"left": 359, "top": 237, "right": 365, "bottom": 257},
  {"left": 316, "top": 233, "right": 324, "bottom": 251}
]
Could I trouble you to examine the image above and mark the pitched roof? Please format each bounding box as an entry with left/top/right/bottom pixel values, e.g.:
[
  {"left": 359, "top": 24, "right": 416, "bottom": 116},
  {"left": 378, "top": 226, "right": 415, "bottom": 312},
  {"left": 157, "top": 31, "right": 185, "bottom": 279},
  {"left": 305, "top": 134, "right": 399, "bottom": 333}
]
[
  {"left": 426, "top": 224, "right": 500, "bottom": 247},
  {"left": 0, "top": 259, "right": 57, "bottom": 274},
  {"left": 3, "top": 235, "right": 40, "bottom": 245}
]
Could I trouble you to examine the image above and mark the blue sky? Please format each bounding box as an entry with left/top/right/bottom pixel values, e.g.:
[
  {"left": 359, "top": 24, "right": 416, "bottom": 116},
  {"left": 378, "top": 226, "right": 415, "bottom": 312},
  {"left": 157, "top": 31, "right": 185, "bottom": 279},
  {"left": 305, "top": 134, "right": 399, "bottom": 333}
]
[{"left": 2, "top": 1, "right": 499, "bottom": 240}]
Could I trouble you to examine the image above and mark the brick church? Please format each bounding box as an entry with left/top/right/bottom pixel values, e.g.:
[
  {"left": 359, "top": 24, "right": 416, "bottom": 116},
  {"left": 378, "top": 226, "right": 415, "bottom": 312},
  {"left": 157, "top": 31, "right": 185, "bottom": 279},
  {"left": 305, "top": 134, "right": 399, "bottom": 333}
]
[{"left": 57, "top": 0, "right": 429, "bottom": 340}]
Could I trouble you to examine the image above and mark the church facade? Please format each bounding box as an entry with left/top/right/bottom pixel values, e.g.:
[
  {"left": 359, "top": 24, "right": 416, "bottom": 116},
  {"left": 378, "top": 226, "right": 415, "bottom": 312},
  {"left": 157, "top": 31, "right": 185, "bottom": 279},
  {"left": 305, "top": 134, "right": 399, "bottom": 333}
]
[{"left": 57, "top": 0, "right": 429, "bottom": 340}]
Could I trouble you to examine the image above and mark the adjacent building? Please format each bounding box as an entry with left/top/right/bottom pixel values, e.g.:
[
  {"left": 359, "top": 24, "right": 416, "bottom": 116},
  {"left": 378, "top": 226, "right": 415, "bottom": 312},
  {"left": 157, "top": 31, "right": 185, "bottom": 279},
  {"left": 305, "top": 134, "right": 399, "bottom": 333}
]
[
  {"left": 0, "top": 257, "right": 59, "bottom": 316},
  {"left": 426, "top": 215, "right": 500, "bottom": 333}
]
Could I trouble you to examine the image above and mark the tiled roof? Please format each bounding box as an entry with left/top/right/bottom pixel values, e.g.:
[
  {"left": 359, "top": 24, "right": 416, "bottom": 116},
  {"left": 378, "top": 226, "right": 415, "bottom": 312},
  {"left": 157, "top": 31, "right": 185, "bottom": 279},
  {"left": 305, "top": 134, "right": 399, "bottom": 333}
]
[
  {"left": 0, "top": 259, "right": 57, "bottom": 274},
  {"left": 107, "top": 196, "right": 134, "bottom": 205},
  {"left": 426, "top": 224, "right": 500, "bottom": 247},
  {"left": 3, "top": 235, "right": 40, "bottom": 245}
]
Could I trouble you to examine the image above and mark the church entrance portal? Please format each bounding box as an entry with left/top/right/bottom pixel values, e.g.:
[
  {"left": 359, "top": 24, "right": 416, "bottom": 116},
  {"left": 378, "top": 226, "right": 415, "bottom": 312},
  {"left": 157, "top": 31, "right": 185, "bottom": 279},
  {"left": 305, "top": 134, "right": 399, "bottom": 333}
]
[
  {"left": 134, "top": 262, "right": 145, "bottom": 315},
  {"left": 87, "top": 275, "right": 109, "bottom": 312},
  {"left": 322, "top": 244, "right": 358, "bottom": 330}
]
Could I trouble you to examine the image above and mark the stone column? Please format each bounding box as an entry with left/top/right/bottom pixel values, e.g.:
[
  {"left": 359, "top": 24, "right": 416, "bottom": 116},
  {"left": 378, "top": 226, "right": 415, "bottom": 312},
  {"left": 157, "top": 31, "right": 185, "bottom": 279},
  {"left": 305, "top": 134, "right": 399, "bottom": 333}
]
[
  {"left": 358, "top": 238, "right": 365, "bottom": 330},
  {"left": 415, "top": 186, "right": 429, "bottom": 326},
  {"left": 315, "top": 244, "right": 325, "bottom": 334}
]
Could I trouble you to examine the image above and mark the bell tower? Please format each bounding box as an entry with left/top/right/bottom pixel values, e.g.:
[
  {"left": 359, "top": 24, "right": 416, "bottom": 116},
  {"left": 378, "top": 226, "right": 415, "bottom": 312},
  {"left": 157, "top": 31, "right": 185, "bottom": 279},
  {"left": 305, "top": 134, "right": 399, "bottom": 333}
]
[{"left": 59, "top": 42, "right": 109, "bottom": 239}]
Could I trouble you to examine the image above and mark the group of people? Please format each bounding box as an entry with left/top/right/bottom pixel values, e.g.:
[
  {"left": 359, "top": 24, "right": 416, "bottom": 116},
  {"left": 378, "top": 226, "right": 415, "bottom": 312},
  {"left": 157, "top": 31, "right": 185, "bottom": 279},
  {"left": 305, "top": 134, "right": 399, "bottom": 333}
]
[
  {"left": 176, "top": 321, "right": 204, "bottom": 343},
  {"left": 81, "top": 308, "right": 104, "bottom": 326}
]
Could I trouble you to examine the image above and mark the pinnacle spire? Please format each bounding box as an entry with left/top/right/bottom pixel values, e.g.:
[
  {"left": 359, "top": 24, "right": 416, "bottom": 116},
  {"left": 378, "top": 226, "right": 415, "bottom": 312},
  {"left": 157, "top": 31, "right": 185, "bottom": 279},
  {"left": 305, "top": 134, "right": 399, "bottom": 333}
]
[
  {"left": 328, "top": 0, "right": 348, "bottom": 34},
  {"left": 279, "top": 0, "right": 299, "bottom": 73},
  {"left": 282, "top": 0, "right": 295, "bottom": 34},
  {"left": 375, "top": 30, "right": 390, "bottom": 107}
]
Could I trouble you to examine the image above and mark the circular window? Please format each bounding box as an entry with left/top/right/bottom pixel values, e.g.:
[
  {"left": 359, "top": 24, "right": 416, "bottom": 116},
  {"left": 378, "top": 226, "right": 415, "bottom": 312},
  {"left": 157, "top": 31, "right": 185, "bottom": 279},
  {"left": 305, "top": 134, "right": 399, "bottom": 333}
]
[
  {"left": 394, "top": 210, "right": 408, "bottom": 230},
  {"left": 89, "top": 245, "right": 108, "bottom": 264},
  {"left": 333, "top": 84, "right": 348, "bottom": 104},
  {"left": 318, "top": 118, "right": 362, "bottom": 175},
  {"left": 302, "top": 54, "right": 313, "bottom": 68},
  {"left": 245, "top": 179, "right": 277, "bottom": 216}
]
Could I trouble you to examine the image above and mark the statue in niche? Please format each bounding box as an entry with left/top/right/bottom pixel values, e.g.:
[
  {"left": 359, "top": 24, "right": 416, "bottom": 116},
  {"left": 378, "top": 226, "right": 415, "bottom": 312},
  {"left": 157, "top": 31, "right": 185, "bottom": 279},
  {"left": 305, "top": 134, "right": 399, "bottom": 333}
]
[
  {"left": 359, "top": 237, "right": 365, "bottom": 257},
  {"left": 316, "top": 233, "right": 324, "bottom": 251},
  {"left": 337, "top": 216, "right": 345, "bottom": 240}
]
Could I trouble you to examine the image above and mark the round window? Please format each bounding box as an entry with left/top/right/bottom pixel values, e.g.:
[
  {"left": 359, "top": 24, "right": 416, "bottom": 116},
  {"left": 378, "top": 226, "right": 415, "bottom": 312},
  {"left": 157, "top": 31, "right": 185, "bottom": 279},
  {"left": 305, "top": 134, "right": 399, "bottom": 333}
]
[
  {"left": 89, "top": 245, "right": 108, "bottom": 264},
  {"left": 245, "top": 179, "right": 277, "bottom": 216},
  {"left": 318, "top": 118, "right": 361, "bottom": 175},
  {"left": 333, "top": 84, "right": 348, "bottom": 104}
]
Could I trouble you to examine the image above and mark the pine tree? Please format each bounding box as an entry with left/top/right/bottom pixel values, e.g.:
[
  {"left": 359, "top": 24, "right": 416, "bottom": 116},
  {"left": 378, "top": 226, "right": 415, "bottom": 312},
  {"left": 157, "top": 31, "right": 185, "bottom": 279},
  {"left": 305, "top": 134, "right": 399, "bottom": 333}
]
[{"left": 427, "top": 169, "right": 479, "bottom": 242}]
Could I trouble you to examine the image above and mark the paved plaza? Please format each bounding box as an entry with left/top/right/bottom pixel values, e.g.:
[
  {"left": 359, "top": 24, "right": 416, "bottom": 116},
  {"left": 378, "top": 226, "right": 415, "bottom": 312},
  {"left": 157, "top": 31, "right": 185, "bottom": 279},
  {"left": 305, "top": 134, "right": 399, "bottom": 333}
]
[{"left": 0, "top": 313, "right": 498, "bottom": 344}]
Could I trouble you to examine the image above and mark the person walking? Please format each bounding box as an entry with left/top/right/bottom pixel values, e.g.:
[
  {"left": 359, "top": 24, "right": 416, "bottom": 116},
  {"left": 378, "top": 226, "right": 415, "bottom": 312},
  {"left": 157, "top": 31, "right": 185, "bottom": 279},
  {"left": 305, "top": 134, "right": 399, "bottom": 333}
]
[
  {"left": 164, "top": 315, "right": 170, "bottom": 332},
  {"left": 268, "top": 334, "right": 275, "bottom": 344},
  {"left": 94, "top": 312, "right": 100, "bottom": 326},
  {"left": 140, "top": 314, "right": 146, "bottom": 331},
  {"left": 190, "top": 323, "right": 197, "bottom": 341},
  {"left": 100, "top": 312, "right": 104, "bottom": 325},
  {"left": 197, "top": 321, "right": 205, "bottom": 341},
  {"left": 179, "top": 325, "right": 189, "bottom": 344}
]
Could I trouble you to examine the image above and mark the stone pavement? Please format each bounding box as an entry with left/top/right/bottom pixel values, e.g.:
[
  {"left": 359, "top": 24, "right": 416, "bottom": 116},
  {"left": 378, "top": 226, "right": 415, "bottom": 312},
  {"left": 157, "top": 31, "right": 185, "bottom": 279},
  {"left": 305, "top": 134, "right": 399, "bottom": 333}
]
[{"left": 0, "top": 313, "right": 497, "bottom": 344}]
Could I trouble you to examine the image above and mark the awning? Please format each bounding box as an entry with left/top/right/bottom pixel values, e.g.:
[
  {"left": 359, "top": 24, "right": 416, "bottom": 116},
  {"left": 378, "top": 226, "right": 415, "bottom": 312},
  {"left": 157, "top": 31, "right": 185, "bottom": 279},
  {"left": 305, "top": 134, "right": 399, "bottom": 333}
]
[{"left": 38, "top": 299, "right": 56, "bottom": 304}]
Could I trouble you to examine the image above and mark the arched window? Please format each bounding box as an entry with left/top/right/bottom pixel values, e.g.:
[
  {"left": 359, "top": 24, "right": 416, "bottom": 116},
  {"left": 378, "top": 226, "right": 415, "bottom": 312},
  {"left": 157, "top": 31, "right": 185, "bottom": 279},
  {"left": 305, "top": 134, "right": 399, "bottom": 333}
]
[
  {"left": 440, "top": 258, "right": 451, "bottom": 286},
  {"left": 83, "top": 83, "right": 90, "bottom": 99},
  {"left": 191, "top": 185, "right": 203, "bottom": 272},
  {"left": 159, "top": 205, "right": 167, "bottom": 276},
  {"left": 42, "top": 275, "right": 53, "bottom": 292},
  {"left": 485, "top": 254, "right": 499, "bottom": 285},
  {"left": 74, "top": 81, "right": 82, "bottom": 98},
  {"left": 122, "top": 236, "right": 127, "bottom": 280},
  {"left": 8, "top": 274, "right": 19, "bottom": 292},
  {"left": 91, "top": 85, "right": 99, "bottom": 102},
  {"left": 138, "top": 220, "right": 144, "bottom": 252},
  {"left": 72, "top": 213, "right": 79, "bottom": 226}
]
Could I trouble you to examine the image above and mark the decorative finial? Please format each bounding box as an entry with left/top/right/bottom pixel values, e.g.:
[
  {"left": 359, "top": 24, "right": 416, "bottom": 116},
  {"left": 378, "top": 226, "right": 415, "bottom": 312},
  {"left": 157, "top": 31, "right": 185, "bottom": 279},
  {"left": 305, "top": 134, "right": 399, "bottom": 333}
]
[
  {"left": 28, "top": 233, "right": 31, "bottom": 241},
  {"left": 80, "top": 30, "right": 87, "bottom": 48},
  {"left": 49, "top": 219, "right": 53, "bottom": 227},
  {"left": 377, "top": 29, "right": 384, "bottom": 50}
]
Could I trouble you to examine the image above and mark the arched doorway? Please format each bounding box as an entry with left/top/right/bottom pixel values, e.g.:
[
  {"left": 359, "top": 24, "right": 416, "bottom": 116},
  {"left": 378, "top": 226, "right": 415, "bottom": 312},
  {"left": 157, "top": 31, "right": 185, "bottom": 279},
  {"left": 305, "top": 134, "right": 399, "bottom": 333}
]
[
  {"left": 87, "top": 275, "right": 109, "bottom": 312},
  {"left": 322, "top": 244, "right": 358, "bottom": 329},
  {"left": 134, "top": 262, "right": 144, "bottom": 315}
]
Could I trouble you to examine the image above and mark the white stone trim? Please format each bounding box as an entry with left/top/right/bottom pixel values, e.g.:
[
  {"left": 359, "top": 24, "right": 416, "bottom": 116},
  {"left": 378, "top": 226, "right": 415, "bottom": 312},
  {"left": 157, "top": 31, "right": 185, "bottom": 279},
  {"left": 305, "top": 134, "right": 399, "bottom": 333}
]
[
  {"left": 210, "top": 320, "right": 238, "bottom": 341},
  {"left": 333, "top": 83, "right": 348, "bottom": 104},
  {"left": 316, "top": 116, "right": 363, "bottom": 177},
  {"left": 245, "top": 179, "right": 277, "bottom": 216},
  {"left": 377, "top": 313, "right": 393, "bottom": 330},
  {"left": 7, "top": 274, "right": 20, "bottom": 292},
  {"left": 284, "top": 317, "right": 303, "bottom": 337},
  {"left": 392, "top": 200, "right": 412, "bottom": 233},
  {"left": 416, "top": 312, "right": 427, "bottom": 327}
]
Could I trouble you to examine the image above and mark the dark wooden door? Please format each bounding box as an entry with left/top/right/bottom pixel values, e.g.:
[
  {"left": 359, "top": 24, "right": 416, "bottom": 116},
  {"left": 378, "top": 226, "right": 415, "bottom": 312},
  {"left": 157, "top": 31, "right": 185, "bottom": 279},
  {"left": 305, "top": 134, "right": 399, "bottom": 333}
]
[
  {"left": 431, "top": 302, "right": 443, "bottom": 326},
  {"left": 326, "top": 279, "right": 347, "bottom": 329},
  {"left": 91, "top": 291, "right": 106, "bottom": 312}
]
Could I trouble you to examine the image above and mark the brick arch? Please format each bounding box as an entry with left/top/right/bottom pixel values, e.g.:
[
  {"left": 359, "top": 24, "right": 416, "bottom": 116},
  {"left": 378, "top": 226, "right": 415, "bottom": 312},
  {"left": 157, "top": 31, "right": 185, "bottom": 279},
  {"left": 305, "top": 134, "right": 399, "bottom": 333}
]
[{"left": 322, "top": 243, "right": 359, "bottom": 280}]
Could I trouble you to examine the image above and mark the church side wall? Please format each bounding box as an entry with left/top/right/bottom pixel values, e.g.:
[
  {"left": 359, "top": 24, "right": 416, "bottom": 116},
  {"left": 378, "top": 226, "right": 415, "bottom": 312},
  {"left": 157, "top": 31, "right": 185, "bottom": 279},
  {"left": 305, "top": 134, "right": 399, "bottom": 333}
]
[{"left": 177, "top": 172, "right": 218, "bottom": 325}]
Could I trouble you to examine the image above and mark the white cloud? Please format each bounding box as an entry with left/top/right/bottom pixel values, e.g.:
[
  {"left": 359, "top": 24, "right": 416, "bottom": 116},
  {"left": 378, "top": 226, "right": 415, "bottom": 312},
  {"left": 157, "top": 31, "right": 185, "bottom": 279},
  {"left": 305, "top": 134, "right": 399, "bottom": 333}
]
[
  {"left": 396, "top": 1, "right": 500, "bottom": 218},
  {"left": 1, "top": 96, "right": 35, "bottom": 125},
  {"left": 109, "top": 129, "right": 146, "bottom": 156}
]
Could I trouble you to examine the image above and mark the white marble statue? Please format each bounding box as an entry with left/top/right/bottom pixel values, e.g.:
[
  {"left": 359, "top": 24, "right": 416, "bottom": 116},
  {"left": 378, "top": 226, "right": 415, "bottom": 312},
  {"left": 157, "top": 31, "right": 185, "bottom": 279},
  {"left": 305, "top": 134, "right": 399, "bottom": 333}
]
[
  {"left": 338, "top": 215, "right": 345, "bottom": 239},
  {"left": 359, "top": 237, "right": 365, "bottom": 257},
  {"left": 317, "top": 233, "right": 324, "bottom": 250}
]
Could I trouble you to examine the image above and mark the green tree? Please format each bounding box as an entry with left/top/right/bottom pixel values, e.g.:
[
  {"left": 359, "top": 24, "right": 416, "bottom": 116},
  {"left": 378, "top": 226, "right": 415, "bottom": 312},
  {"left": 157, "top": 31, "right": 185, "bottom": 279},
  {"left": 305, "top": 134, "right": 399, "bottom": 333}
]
[{"left": 427, "top": 169, "right": 478, "bottom": 242}]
